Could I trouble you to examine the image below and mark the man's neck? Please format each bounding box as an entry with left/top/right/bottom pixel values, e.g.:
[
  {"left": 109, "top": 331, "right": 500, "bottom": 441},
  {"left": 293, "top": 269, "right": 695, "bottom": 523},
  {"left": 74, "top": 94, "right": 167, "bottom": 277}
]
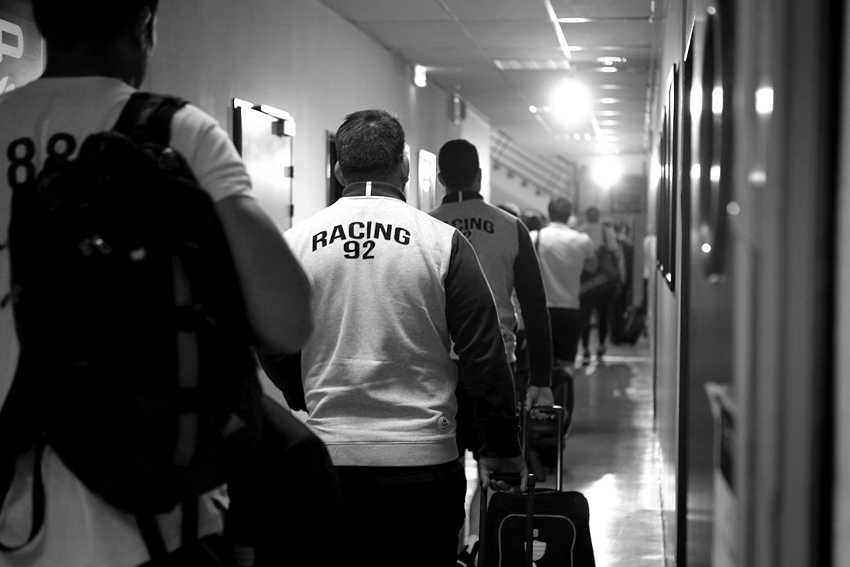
[
  {"left": 41, "top": 45, "right": 139, "bottom": 87},
  {"left": 446, "top": 186, "right": 479, "bottom": 194}
]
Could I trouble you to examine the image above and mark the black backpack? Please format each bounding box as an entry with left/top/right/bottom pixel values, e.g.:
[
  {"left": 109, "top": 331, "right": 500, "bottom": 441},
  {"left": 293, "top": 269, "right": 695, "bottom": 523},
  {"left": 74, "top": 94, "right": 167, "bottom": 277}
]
[{"left": 0, "top": 93, "right": 263, "bottom": 556}]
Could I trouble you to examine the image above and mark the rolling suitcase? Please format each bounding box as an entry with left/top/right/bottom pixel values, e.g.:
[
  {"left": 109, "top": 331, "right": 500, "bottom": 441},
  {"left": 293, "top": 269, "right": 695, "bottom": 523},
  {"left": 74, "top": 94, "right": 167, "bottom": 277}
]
[
  {"left": 620, "top": 306, "right": 646, "bottom": 345},
  {"left": 480, "top": 407, "right": 596, "bottom": 567}
]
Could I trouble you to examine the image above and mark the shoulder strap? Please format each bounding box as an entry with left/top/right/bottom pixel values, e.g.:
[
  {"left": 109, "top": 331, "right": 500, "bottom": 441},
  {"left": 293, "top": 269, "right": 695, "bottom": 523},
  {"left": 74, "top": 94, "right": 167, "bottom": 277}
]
[
  {"left": 112, "top": 92, "right": 188, "bottom": 146},
  {"left": 0, "top": 441, "right": 47, "bottom": 552}
]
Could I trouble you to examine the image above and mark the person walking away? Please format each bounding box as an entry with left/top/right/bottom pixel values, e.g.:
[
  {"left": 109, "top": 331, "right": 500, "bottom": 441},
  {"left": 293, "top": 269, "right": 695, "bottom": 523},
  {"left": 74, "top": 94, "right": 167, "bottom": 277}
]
[
  {"left": 429, "top": 140, "right": 554, "bottom": 566},
  {"left": 532, "top": 197, "right": 597, "bottom": 370},
  {"left": 578, "top": 207, "right": 626, "bottom": 364},
  {"left": 280, "top": 111, "right": 527, "bottom": 567},
  {"left": 0, "top": 2, "right": 313, "bottom": 565}
]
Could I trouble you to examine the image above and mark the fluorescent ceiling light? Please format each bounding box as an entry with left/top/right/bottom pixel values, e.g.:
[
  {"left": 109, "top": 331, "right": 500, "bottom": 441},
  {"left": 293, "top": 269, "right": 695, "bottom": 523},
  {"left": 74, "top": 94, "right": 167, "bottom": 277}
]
[
  {"left": 601, "top": 98, "right": 617, "bottom": 103},
  {"left": 599, "top": 66, "right": 618, "bottom": 73},
  {"left": 550, "top": 79, "right": 591, "bottom": 124},
  {"left": 591, "top": 158, "right": 623, "bottom": 189},
  {"left": 414, "top": 64, "right": 427, "bottom": 88},
  {"left": 595, "top": 56, "right": 628, "bottom": 65},
  {"left": 495, "top": 59, "right": 571, "bottom": 70}
]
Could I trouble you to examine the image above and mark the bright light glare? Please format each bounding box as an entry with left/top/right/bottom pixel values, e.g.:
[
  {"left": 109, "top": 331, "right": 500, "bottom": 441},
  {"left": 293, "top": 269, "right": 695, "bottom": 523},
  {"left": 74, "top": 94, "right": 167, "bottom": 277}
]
[
  {"left": 591, "top": 158, "right": 623, "bottom": 190},
  {"left": 550, "top": 79, "right": 591, "bottom": 124},
  {"left": 710, "top": 165, "right": 721, "bottom": 182},
  {"left": 755, "top": 87, "right": 774, "bottom": 115},
  {"left": 691, "top": 164, "right": 701, "bottom": 181},
  {"left": 650, "top": 159, "right": 662, "bottom": 187},
  {"left": 601, "top": 98, "right": 616, "bottom": 104},
  {"left": 690, "top": 88, "right": 702, "bottom": 117},
  {"left": 599, "top": 66, "right": 618, "bottom": 73},
  {"left": 529, "top": 105, "right": 538, "bottom": 113},
  {"left": 712, "top": 87, "right": 723, "bottom": 114},
  {"left": 414, "top": 64, "right": 427, "bottom": 87},
  {"left": 584, "top": 133, "right": 592, "bottom": 141},
  {"left": 701, "top": 243, "right": 712, "bottom": 253}
]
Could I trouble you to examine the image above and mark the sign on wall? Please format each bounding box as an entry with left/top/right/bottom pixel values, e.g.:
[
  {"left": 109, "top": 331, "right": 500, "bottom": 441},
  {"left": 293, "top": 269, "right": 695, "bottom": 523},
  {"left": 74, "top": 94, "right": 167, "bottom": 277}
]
[{"left": 0, "top": 0, "right": 44, "bottom": 94}]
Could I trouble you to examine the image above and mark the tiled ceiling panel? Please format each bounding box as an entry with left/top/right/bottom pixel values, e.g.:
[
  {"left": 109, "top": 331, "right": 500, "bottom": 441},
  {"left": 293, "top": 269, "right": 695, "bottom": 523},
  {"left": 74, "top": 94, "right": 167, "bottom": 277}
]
[
  {"left": 463, "top": 21, "right": 563, "bottom": 50},
  {"left": 441, "top": 0, "right": 550, "bottom": 20},
  {"left": 317, "top": 0, "right": 451, "bottom": 22},
  {"left": 550, "top": 0, "right": 652, "bottom": 19},
  {"left": 400, "top": 48, "right": 491, "bottom": 68},
  {"left": 560, "top": 22, "right": 651, "bottom": 47},
  {"left": 315, "top": 0, "right": 656, "bottom": 161},
  {"left": 357, "top": 21, "right": 476, "bottom": 50}
]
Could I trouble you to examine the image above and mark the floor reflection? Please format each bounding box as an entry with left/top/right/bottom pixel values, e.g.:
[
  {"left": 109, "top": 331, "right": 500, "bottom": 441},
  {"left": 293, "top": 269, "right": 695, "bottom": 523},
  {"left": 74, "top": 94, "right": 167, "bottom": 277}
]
[{"left": 464, "top": 337, "right": 664, "bottom": 567}]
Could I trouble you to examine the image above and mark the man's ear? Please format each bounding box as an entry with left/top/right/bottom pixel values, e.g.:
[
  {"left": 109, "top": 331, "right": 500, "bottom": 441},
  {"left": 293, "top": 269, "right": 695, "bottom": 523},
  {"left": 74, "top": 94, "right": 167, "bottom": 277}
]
[
  {"left": 400, "top": 154, "right": 410, "bottom": 187},
  {"left": 438, "top": 172, "right": 446, "bottom": 188},
  {"left": 132, "top": 7, "right": 156, "bottom": 51},
  {"left": 334, "top": 162, "right": 346, "bottom": 186}
]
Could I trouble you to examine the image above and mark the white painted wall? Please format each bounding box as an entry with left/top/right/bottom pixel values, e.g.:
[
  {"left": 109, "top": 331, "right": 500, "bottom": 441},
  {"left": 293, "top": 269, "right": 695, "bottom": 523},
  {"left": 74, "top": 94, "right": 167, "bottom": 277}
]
[{"left": 147, "top": 0, "right": 463, "bottom": 227}]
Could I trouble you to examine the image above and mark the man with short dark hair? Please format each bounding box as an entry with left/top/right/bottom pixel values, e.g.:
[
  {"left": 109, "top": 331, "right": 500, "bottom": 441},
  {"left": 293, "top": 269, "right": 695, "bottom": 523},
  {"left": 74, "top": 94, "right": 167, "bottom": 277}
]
[
  {"left": 283, "top": 112, "right": 526, "bottom": 567},
  {"left": 533, "top": 197, "right": 597, "bottom": 368},
  {"left": 0, "top": 1, "right": 313, "bottom": 565},
  {"left": 429, "top": 139, "right": 553, "bottom": 565}
]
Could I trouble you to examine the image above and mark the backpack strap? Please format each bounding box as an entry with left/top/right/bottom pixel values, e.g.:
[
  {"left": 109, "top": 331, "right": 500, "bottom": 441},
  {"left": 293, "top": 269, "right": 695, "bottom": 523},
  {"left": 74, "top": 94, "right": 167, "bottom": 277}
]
[
  {"left": 113, "top": 92, "right": 189, "bottom": 146},
  {"left": 0, "top": 441, "right": 47, "bottom": 552},
  {"left": 136, "top": 514, "right": 168, "bottom": 563}
]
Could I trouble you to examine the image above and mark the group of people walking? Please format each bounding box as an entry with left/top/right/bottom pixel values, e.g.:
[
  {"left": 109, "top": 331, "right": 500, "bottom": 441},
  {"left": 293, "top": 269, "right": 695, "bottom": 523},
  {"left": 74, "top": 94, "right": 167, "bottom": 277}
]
[{"left": 0, "top": 2, "right": 630, "bottom": 567}]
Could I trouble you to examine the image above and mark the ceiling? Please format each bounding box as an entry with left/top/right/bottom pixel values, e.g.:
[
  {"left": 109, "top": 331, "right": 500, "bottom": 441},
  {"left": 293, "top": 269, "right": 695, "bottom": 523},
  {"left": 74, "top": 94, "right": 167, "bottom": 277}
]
[{"left": 316, "top": 0, "right": 657, "bottom": 163}]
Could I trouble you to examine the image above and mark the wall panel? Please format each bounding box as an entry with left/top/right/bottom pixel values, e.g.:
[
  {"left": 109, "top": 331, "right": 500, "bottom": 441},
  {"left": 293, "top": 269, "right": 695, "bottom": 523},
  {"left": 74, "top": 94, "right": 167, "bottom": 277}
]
[{"left": 147, "top": 0, "right": 465, "bottom": 226}]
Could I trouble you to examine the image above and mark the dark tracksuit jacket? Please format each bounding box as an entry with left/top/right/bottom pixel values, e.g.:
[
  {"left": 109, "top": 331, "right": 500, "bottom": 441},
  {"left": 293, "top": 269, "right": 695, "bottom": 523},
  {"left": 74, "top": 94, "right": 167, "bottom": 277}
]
[
  {"left": 430, "top": 191, "right": 553, "bottom": 388},
  {"left": 284, "top": 181, "right": 521, "bottom": 467}
]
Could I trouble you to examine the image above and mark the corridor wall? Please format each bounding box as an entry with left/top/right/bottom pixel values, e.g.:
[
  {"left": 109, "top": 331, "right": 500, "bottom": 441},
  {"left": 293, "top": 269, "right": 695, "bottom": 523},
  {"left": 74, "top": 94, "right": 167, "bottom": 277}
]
[{"left": 146, "top": 0, "right": 468, "bottom": 227}]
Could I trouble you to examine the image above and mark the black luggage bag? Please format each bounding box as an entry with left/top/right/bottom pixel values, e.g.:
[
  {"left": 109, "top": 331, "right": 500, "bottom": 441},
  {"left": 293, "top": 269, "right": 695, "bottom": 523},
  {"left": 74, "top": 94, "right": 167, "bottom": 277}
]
[
  {"left": 620, "top": 305, "right": 646, "bottom": 345},
  {"left": 480, "top": 407, "right": 596, "bottom": 567}
]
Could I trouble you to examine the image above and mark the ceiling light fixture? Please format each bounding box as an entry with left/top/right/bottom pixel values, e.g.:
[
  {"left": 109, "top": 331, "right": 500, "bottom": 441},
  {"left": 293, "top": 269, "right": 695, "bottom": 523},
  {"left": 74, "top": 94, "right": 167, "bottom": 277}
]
[
  {"left": 599, "top": 66, "right": 618, "bottom": 73},
  {"left": 595, "top": 56, "right": 628, "bottom": 65},
  {"left": 414, "top": 64, "right": 427, "bottom": 88},
  {"left": 550, "top": 78, "right": 591, "bottom": 124},
  {"left": 591, "top": 157, "right": 623, "bottom": 189},
  {"left": 529, "top": 105, "right": 538, "bottom": 113},
  {"left": 601, "top": 98, "right": 617, "bottom": 103}
]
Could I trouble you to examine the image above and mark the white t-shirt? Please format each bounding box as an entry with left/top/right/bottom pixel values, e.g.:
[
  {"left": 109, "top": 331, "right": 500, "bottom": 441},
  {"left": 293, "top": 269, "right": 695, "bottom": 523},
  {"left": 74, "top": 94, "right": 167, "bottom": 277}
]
[
  {"left": 0, "top": 77, "right": 252, "bottom": 567},
  {"left": 532, "top": 223, "right": 595, "bottom": 309}
]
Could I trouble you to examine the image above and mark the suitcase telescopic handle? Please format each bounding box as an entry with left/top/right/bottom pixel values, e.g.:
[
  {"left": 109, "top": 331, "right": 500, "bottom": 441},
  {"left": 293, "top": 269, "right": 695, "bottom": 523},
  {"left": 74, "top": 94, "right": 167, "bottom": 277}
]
[
  {"left": 523, "top": 405, "right": 565, "bottom": 491},
  {"left": 479, "top": 473, "right": 536, "bottom": 567}
]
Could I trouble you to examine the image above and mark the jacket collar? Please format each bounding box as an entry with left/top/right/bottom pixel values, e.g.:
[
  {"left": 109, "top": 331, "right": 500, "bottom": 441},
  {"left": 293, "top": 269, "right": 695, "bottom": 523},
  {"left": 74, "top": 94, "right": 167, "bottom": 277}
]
[
  {"left": 441, "top": 190, "right": 484, "bottom": 204},
  {"left": 341, "top": 181, "right": 406, "bottom": 201}
]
